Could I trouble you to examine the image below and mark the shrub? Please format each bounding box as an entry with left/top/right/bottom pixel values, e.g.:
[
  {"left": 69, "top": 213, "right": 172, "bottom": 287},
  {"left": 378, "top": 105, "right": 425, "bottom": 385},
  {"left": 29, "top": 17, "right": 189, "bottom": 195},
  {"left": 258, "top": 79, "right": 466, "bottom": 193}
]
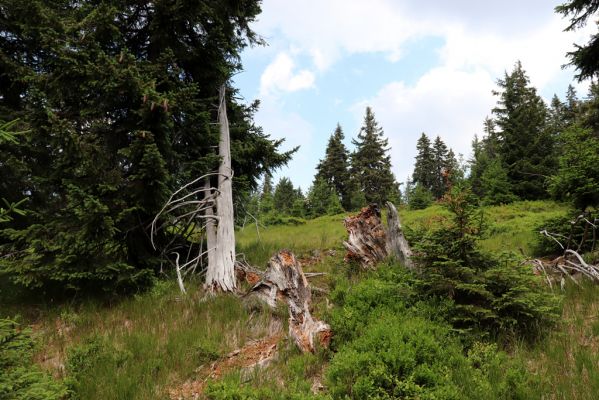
[
  {"left": 412, "top": 187, "right": 560, "bottom": 342},
  {"left": 0, "top": 318, "right": 70, "bottom": 400}
]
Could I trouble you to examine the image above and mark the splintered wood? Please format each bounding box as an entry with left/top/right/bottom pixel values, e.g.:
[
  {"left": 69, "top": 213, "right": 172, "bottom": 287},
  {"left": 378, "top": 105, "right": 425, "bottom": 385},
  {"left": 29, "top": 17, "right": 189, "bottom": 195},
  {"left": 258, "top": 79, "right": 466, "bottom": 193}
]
[
  {"left": 249, "top": 250, "right": 331, "bottom": 353},
  {"left": 343, "top": 204, "right": 388, "bottom": 268},
  {"left": 343, "top": 202, "right": 414, "bottom": 269}
]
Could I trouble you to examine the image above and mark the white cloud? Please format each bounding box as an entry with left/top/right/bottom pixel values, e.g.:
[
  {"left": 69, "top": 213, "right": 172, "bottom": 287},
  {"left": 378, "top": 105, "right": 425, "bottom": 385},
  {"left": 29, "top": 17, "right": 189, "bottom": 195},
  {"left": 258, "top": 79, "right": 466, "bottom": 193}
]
[
  {"left": 354, "top": 66, "right": 496, "bottom": 182},
  {"left": 253, "top": 98, "right": 316, "bottom": 189},
  {"left": 248, "top": 0, "right": 596, "bottom": 187},
  {"left": 259, "top": 52, "right": 315, "bottom": 96}
]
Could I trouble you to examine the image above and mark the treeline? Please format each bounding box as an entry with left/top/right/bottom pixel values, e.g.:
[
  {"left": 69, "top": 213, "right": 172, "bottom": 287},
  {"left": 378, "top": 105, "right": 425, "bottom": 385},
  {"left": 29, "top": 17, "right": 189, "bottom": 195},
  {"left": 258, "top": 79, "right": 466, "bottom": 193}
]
[
  {"left": 244, "top": 107, "right": 401, "bottom": 223},
  {"left": 406, "top": 61, "right": 599, "bottom": 213}
]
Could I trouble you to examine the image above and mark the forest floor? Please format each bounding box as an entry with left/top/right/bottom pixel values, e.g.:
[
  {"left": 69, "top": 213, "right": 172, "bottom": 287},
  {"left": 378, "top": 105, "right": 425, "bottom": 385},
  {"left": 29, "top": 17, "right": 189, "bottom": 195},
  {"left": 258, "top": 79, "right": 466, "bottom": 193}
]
[{"left": 3, "top": 200, "right": 599, "bottom": 399}]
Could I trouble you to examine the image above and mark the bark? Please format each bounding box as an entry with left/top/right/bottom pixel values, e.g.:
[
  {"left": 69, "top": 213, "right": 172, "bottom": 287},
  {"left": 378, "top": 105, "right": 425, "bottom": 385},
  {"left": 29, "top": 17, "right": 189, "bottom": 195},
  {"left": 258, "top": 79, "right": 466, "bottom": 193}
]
[
  {"left": 249, "top": 250, "right": 331, "bottom": 353},
  {"left": 343, "top": 204, "right": 388, "bottom": 268},
  {"left": 205, "top": 85, "right": 237, "bottom": 292},
  {"left": 385, "top": 201, "right": 415, "bottom": 270}
]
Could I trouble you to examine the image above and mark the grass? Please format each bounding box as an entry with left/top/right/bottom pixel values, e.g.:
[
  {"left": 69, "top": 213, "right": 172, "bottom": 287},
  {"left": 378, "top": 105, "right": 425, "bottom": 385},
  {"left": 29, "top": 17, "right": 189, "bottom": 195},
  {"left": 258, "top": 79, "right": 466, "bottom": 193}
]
[
  {"left": 5, "top": 199, "right": 599, "bottom": 399},
  {"left": 236, "top": 213, "right": 348, "bottom": 266},
  {"left": 399, "top": 200, "right": 570, "bottom": 256},
  {"left": 513, "top": 282, "right": 599, "bottom": 400}
]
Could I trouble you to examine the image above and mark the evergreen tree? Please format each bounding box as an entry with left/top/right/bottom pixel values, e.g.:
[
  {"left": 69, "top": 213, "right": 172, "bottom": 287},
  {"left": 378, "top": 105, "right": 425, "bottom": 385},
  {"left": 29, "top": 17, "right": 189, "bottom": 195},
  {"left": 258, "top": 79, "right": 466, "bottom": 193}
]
[
  {"left": 549, "top": 127, "right": 599, "bottom": 211},
  {"left": 556, "top": 0, "right": 599, "bottom": 81},
  {"left": 412, "top": 133, "right": 436, "bottom": 192},
  {"left": 350, "top": 107, "right": 398, "bottom": 205},
  {"left": 480, "top": 158, "right": 517, "bottom": 205},
  {"left": 432, "top": 136, "right": 449, "bottom": 198},
  {"left": 307, "top": 178, "right": 341, "bottom": 218},
  {"left": 492, "top": 61, "right": 553, "bottom": 200},
  {"left": 273, "top": 177, "right": 297, "bottom": 216},
  {"left": 0, "top": 0, "right": 292, "bottom": 293},
  {"left": 409, "top": 184, "right": 433, "bottom": 210},
  {"left": 315, "top": 124, "right": 352, "bottom": 210}
]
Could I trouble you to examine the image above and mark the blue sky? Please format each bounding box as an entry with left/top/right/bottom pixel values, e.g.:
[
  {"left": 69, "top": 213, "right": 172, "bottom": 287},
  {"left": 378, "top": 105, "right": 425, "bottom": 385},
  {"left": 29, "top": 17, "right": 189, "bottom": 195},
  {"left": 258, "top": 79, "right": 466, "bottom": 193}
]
[{"left": 233, "top": 0, "right": 592, "bottom": 192}]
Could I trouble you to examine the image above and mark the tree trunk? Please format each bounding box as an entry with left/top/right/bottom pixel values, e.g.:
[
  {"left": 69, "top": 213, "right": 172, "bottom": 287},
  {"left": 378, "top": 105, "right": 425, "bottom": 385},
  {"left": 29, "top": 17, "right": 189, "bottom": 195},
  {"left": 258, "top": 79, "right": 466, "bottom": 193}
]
[
  {"left": 343, "top": 204, "right": 388, "bottom": 268},
  {"left": 249, "top": 250, "right": 331, "bottom": 353},
  {"left": 385, "top": 201, "right": 415, "bottom": 270},
  {"left": 204, "top": 178, "right": 217, "bottom": 276},
  {"left": 205, "top": 85, "right": 236, "bottom": 292}
]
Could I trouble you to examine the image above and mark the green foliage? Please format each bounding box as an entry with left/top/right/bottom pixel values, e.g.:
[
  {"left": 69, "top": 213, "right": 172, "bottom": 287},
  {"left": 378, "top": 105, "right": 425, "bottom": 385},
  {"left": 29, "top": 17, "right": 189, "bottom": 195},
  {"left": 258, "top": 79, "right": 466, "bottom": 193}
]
[
  {"left": 408, "top": 184, "right": 433, "bottom": 210},
  {"left": 413, "top": 133, "right": 436, "bottom": 192},
  {"left": 0, "top": 0, "right": 292, "bottom": 293},
  {"left": 316, "top": 124, "right": 352, "bottom": 210},
  {"left": 535, "top": 211, "right": 598, "bottom": 256},
  {"left": 492, "top": 61, "right": 554, "bottom": 200},
  {"left": 480, "top": 158, "right": 517, "bottom": 205},
  {"left": 556, "top": 0, "right": 599, "bottom": 81},
  {"left": 549, "top": 127, "right": 599, "bottom": 210},
  {"left": 274, "top": 177, "right": 299, "bottom": 216},
  {"left": 411, "top": 187, "right": 561, "bottom": 341},
  {"left": 307, "top": 178, "right": 343, "bottom": 218},
  {"left": 351, "top": 107, "right": 399, "bottom": 205},
  {"left": 0, "top": 318, "right": 70, "bottom": 399},
  {"left": 326, "top": 266, "right": 538, "bottom": 399}
]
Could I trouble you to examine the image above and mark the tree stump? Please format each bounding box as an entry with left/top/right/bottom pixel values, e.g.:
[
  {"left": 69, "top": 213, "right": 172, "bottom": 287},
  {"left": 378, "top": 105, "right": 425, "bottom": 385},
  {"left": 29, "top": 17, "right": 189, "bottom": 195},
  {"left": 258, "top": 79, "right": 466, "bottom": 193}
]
[
  {"left": 343, "top": 204, "right": 388, "bottom": 268},
  {"left": 385, "top": 201, "right": 415, "bottom": 270},
  {"left": 249, "top": 250, "right": 331, "bottom": 353},
  {"left": 343, "top": 203, "right": 414, "bottom": 270}
]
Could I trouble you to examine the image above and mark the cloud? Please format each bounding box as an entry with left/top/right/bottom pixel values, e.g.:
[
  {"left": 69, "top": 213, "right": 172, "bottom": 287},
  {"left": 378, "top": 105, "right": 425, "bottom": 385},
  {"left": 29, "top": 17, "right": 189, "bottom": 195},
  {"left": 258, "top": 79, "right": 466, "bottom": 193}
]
[
  {"left": 354, "top": 66, "right": 496, "bottom": 182},
  {"left": 253, "top": 98, "right": 316, "bottom": 189},
  {"left": 259, "top": 52, "right": 315, "bottom": 96}
]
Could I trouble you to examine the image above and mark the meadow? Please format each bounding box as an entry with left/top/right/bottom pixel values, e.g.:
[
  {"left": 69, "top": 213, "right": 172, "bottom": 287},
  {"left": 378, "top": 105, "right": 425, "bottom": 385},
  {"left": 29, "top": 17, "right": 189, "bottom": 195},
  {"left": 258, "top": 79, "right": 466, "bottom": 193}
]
[{"left": 3, "top": 200, "right": 599, "bottom": 399}]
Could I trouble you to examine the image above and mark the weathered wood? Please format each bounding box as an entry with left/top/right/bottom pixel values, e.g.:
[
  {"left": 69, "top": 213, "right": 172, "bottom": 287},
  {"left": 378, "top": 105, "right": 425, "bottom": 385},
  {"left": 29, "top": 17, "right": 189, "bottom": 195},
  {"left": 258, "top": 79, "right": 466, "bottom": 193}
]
[
  {"left": 385, "top": 201, "right": 415, "bottom": 270},
  {"left": 249, "top": 250, "right": 331, "bottom": 353},
  {"left": 206, "top": 85, "right": 237, "bottom": 292},
  {"left": 343, "top": 204, "right": 388, "bottom": 268}
]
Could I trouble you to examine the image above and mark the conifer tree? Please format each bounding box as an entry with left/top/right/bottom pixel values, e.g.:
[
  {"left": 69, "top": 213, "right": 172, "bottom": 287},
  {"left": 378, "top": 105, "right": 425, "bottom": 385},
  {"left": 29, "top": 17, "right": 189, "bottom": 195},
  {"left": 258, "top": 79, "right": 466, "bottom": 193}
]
[
  {"left": 412, "top": 133, "right": 436, "bottom": 192},
  {"left": 307, "top": 178, "right": 341, "bottom": 218},
  {"left": 350, "top": 107, "right": 398, "bottom": 205},
  {"left": 492, "top": 61, "right": 553, "bottom": 200},
  {"left": 273, "top": 177, "right": 297, "bottom": 216},
  {"left": 315, "top": 124, "right": 352, "bottom": 210},
  {"left": 0, "top": 0, "right": 292, "bottom": 292},
  {"left": 432, "top": 136, "right": 449, "bottom": 198}
]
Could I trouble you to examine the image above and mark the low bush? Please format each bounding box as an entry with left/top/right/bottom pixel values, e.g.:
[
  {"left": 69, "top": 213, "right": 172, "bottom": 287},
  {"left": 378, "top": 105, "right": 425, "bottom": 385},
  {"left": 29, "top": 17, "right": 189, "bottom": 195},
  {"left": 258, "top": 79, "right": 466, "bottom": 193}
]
[{"left": 0, "top": 318, "right": 70, "bottom": 400}]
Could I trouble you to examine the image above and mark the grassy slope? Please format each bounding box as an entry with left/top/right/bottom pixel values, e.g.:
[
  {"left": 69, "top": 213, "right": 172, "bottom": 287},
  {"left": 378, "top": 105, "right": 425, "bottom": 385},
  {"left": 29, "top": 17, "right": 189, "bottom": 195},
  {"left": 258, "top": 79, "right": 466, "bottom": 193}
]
[{"left": 3, "top": 200, "right": 598, "bottom": 399}]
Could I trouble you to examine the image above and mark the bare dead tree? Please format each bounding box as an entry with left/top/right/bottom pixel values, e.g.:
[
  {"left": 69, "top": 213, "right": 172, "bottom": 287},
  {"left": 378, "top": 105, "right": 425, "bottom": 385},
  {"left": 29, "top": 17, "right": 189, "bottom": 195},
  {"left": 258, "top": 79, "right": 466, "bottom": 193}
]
[{"left": 151, "top": 85, "right": 237, "bottom": 293}]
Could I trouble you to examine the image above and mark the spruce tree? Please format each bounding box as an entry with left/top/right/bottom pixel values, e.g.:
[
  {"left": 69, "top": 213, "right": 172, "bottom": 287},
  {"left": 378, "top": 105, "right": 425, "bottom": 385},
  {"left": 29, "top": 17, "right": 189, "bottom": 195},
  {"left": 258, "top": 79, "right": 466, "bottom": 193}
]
[
  {"left": 412, "top": 133, "right": 436, "bottom": 192},
  {"left": 492, "top": 61, "right": 553, "bottom": 200},
  {"left": 315, "top": 124, "right": 352, "bottom": 210},
  {"left": 350, "top": 107, "right": 398, "bottom": 205},
  {"left": 0, "top": 0, "right": 292, "bottom": 293},
  {"left": 273, "top": 177, "right": 297, "bottom": 216},
  {"left": 432, "top": 136, "right": 449, "bottom": 198}
]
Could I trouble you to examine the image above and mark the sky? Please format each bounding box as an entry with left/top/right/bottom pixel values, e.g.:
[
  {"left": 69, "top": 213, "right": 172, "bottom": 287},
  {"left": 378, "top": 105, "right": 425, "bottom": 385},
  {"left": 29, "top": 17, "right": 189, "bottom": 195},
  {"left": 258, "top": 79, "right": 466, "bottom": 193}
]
[{"left": 233, "top": 0, "right": 594, "bottom": 192}]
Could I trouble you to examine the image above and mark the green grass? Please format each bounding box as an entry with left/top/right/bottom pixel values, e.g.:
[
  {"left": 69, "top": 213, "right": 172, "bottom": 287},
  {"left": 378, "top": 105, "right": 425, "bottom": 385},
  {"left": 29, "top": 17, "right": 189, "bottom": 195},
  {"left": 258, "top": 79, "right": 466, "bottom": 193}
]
[
  {"left": 7, "top": 199, "right": 598, "bottom": 399},
  {"left": 513, "top": 282, "right": 599, "bottom": 400},
  {"left": 236, "top": 213, "right": 348, "bottom": 266},
  {"left": 399, "top": 200, "right": 570, "bottom": 256}
]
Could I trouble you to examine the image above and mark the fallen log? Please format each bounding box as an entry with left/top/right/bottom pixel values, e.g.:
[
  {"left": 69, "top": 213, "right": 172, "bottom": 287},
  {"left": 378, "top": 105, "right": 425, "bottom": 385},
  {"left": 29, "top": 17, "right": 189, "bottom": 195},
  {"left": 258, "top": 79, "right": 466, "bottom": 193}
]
[{"left": 248, "top": 250, "right": 331, "bottom": 353}]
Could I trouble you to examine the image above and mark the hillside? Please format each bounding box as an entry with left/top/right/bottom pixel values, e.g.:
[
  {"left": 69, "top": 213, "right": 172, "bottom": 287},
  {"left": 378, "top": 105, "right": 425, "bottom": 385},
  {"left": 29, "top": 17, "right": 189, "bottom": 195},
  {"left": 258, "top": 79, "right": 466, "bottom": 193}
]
[{"left": 3, "top": 200, "right": 599, "bottom": 399}]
